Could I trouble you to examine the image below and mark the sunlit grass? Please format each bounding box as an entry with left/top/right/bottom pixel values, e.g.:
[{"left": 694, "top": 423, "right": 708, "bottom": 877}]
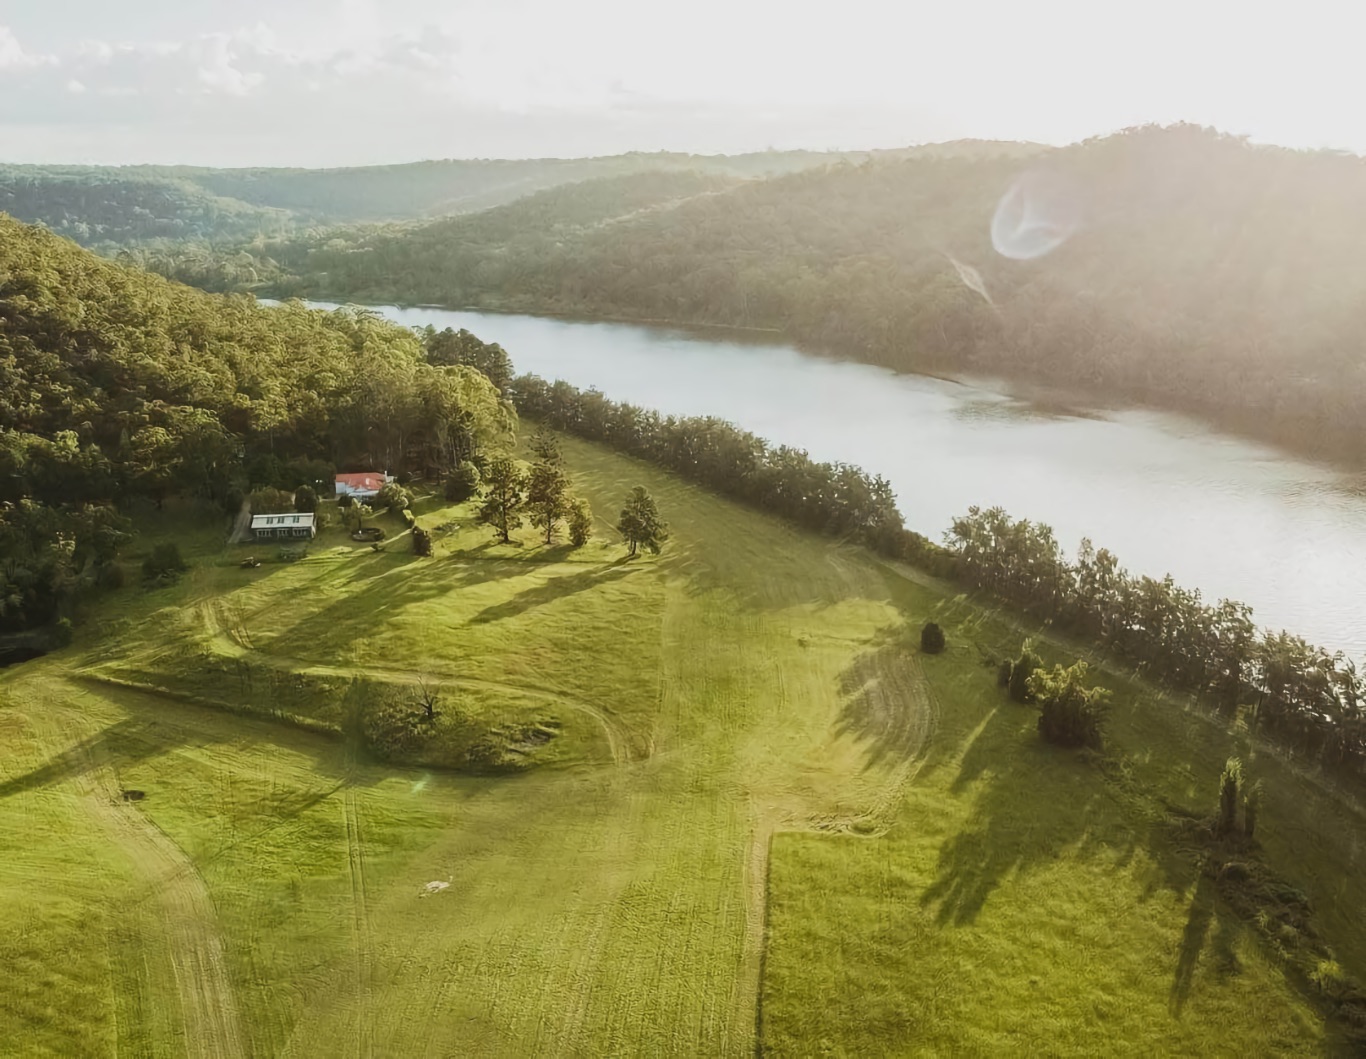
[{"left": 0, "top": 435, "right": 1351, "bottom": 1054}]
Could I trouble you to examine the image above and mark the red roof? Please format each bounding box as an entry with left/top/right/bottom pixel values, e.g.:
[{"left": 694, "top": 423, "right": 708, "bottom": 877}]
[{"left": 336, "top": 472, "right": 388, "bottom": 491}]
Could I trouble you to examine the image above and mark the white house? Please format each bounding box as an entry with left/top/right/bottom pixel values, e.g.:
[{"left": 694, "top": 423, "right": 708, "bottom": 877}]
[
  {"left": 251, "top": 512, "right": 316, "bottom": 540},
  {"left": 334, "top": 472, "right": 391, "bottom": 501}
]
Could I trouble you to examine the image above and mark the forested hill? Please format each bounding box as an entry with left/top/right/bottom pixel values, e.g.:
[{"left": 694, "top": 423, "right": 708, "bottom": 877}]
[
  {"left": 249, "top": 124, "right": 1366, "bottom": 463},
  {"left": 0, "top": 141, "right": 1036, "bottom": 246},
  {"left": 0, "top": 214, "right": 508, "bottom": 638},
  {"left": 0, "top": 166, "right": 292, "bottom": 248}
]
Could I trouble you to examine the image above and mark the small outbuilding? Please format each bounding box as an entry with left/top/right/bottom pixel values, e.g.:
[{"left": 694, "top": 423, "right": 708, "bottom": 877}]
[
  {"left": 251, "top": 512, "right": 316, "bottom": 540},
  {"left": 335, "top": 472, "right": 391, "bottom": 501}
]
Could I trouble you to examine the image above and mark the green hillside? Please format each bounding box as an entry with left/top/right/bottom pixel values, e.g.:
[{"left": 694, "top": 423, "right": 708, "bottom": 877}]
[
  {"left": 1, "top": 435, "right": 1361, "bottom": 1054},
  {"left": 258, "top": 124, "right": 1366, "bottom": 464}
]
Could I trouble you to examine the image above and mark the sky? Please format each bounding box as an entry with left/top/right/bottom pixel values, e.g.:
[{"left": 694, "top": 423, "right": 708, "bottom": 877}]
[{"left": 0, "top": 0, "right": 1360, "bottom": 167}]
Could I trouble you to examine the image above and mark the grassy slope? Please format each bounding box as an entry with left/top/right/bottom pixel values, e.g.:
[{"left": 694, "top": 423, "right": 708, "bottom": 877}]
[{"left": 0, "top": 435, "right": 1356, "bottom": 1055}]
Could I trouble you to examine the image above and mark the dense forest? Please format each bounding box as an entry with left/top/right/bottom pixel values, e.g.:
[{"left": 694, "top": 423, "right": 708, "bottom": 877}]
[
  {"left": 0, "top": 216, "right": 509, "bottom": 638},
  {"left": 0, "top": 166, "right": 292, "bottom": 248},
  {"left": 0, "top": 142, "right": 1031, "bottom": 247},
  {"left": 243, "top": 124, "right": 1366, "bottom": 463}
]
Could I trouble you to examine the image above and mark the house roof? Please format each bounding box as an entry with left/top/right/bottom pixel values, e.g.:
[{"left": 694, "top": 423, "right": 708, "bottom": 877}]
[
  {"left": 251, "top": 512, "right": 316, "bottom": 529},
  {"left": 335, "top": 472, "right": 389, "bottom": 492}
]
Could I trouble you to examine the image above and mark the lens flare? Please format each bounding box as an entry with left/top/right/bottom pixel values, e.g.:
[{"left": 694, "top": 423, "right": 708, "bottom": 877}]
[
  {"left": 946, "top": 254, "right": 994, "bottom": 308},
  {"left": 991, "top": 171, "right": 1081, "bottom": 260}
]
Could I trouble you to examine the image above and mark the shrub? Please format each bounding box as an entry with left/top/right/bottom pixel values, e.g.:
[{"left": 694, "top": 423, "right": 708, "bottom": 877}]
[
  {"left": 568, "top": 498, "right": 594, "bottom": 547},
  {"left": 1028, "top": 660, "right": 1110, "bottom": 749},
  {"left": 401, "top": 508, "right": 416, "bottom": 528},
  {"left": 1008, "top": 640, "right": 1040, "bottom": 703},
  {"left": 337, "top": 493, "right": 355, "bottom": 511},
  {"left": 375, "top": 481, "right": 412, "bottom": 512},
  {"left": 413, "top": 527, "right": 433, "bottom": 556},
  {"left": 51, "top": 617, "right": 74, "bottom": 647},
  {"left": 445, "top": 461, "right": 481, "bottom": 502},
  {"left": 293, "top": 485, "right": 318, "bottom": 512},
  {"left": 920, "top": 622, "right": 946, "bottom": 654},
  {"left": 96, "top": 561, "right": 125, "bottom": 591},
  {"left": 142, "top": 542, "right": 187, "bottom": 582}
]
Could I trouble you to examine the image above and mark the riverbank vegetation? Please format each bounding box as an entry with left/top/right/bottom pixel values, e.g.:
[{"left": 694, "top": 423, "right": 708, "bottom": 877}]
[{"left": 245, "top": 124, "right": 1366, "bottom": 464}]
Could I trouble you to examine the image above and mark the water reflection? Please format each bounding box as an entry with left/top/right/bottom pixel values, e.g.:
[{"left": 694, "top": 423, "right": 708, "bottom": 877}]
[{"left": 301, "top": 301, "right": 1366, "bottom": 657}]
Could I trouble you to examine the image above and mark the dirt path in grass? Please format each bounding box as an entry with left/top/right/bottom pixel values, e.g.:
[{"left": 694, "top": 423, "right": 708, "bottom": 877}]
[
  {"left": 341, "top": 774, "right": 374, "bottom": 1057},
  {"left": 188, "top": 598, "right": 632, "bottom": 765},
  {"left": 36, "top": 690, "right": 248, "bottom": 1058},
  {"left": 730, "top": 565, "right": 939, "bottom": 1054}
]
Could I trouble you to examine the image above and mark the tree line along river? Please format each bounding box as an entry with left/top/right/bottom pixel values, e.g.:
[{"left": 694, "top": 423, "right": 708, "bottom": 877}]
[{"left": 304, "top": 301, "right": 1366, "bottom": 658}]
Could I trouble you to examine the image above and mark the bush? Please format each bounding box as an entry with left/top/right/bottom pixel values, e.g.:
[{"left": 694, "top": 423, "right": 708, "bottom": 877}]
[
  {"left": 51, "top": 617, "right": 74, "bottom": 647},
  {"left": 375, "top": 481, "right": 412, "bottom": 512},
  {"left": 142, "top": 542, "right": 187, "bottom": 582},
  {"left": 413, "top": 527, "right": 433, "bottom": 556},
  {"left": 250, "top": 487, "right": 295, "bottom": 514},
  {"left": 1008, "top": 640, "right": 1041, "bottom": 703},
  {"left": 445, "top": 461, "right": 482, "bottom": 502},
  {"left": 568, "top": 498, "right": 594, "bottom": 547},
  {"left": 96, "top": 561, "right": 125, "bottom": 591},
  {"left": 920, "top": 621, "right": 946, "bottom": 654},
  {"left": 337, "top": 493, "right": 354, "bottom": 511},
  {"left": 293, "top": 485, "right": 318, "bottom": 512},
  {"left": 1028, "top": 660, "right": 1110, "bottom": 749},
  {"left": 402, "top": 508, "right": 416, "bottom": 528}
]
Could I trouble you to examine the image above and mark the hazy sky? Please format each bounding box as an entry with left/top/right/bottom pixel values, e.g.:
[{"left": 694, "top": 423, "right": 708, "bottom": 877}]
[{"left": 0, "top": 0, "right": 1357, "bottom": 166}]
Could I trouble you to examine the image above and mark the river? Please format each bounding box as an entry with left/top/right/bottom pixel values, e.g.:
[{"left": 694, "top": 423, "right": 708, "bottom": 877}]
[{"left": 304, "top": 301, "right": 1366, "bottom": 657}]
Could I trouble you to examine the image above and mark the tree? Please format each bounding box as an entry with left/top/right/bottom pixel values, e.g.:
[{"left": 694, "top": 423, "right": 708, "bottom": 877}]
[
  {"left": 1219, "top": 757, "right": 1244, "bottom": 834},
  {"left": 568, "top": 498, "right": 594, "bottom": 547},
  {"left": 617, "top": 486, "right": 669, "bottom": 557},
  {"left": 415, "top": 677, "right": 442, "bottom": 721},
  {"left": 477, "top": 458, "right": 526, "bottom": 543},
  {"left": 1028, "top": 660, "right": 1110, "bottom": 749},
  {"left": 920, "top": 622, "right": 946, "bottom": 654},
  {"left": 526, "top": 430, "right": 570, "bottom": 545},
  {"left": 293, "top": 485, "right": 318, "bottom": 512},
  {"left": 250, "top": 487, "right": 295, "bottom": 514},
  {"left": 375, "top": 481, "right": 412, "bottom": 512},
  {"left": 1008, "top": 639, "right": 1041, "bottom": 703},
  {"left": 445, "top": 460, "right": 481, "bottom": 502}
]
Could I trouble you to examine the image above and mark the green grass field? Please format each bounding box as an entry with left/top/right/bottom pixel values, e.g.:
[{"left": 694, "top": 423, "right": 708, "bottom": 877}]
[{"left": 1, "top": 435, "right": 1362, "bottom": 1055}]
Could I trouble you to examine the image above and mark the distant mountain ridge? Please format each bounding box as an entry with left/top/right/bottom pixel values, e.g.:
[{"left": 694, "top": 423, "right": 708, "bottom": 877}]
[{"left": 0, "top": 140, "right": 1042, "bottom": 244}]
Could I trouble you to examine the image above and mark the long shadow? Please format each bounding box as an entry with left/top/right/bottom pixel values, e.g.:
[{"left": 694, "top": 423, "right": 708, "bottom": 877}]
[
  {"left": 0, "top": 718, "right": 169, "bottom": 801},
  {"left": 467, "top": 563, "right": 637, "bottom": 626},
  {"left": 918, "top": 700, "right": 1150, "bottom": 927},
  {"left": 1170, "top": 873, "right": 1217, "bottom": 1015}
]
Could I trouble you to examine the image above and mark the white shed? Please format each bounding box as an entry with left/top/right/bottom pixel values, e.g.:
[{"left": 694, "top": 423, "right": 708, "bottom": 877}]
[{"left": 251, "top": 512, "right": 316, "bottom": 539}]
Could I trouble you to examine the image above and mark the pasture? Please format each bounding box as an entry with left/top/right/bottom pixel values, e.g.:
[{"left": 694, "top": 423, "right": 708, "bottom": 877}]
[{"left": 0, "top": 435, "right": 1358, "bottom": 1055}]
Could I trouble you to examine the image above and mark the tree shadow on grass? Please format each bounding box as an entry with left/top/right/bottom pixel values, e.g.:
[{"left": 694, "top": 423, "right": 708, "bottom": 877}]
[
  {"left": 467, "top": 564, "right": 638, "bottom": 626},
  {"left": 918, "top": 700, "right": 1150, "bottom": 927}
]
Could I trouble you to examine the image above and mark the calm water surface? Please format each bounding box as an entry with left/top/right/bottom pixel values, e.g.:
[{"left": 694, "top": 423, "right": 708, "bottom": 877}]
[{"left": 306, "top": 302, "right": 1366, "bottom": 657}]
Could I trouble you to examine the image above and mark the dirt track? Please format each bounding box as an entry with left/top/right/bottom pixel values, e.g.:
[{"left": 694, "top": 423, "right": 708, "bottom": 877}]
[{"left": 48, "top": 693, "right": 247, "bottom": 1058}]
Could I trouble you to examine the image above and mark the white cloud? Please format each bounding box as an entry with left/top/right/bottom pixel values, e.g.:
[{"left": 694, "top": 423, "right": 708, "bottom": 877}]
[
  {"left": 0, "top": 25, "right": 54, "bottom": 71},
  {"left": 3, "top": 2, "right": 1366, "bottom": 164}
]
